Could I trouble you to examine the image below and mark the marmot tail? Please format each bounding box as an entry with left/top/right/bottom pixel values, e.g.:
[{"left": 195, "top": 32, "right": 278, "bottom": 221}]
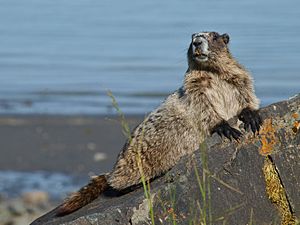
[{"left": 56, "top": 175, "right": 108, "bottom": 216}]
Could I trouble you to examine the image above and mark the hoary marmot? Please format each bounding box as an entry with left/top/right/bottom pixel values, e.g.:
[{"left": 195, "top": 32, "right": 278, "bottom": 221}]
[{"left": 57, "top": 31, "right": 261, "bottom": 215}]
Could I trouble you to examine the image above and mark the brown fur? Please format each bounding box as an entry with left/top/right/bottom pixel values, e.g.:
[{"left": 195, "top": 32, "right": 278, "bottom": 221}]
[
  {"left": 57, "top": 31, "right": 259, "bottom": 215},
  {"left": 56, "top": 175, "right": 108, "bottom": 216}
]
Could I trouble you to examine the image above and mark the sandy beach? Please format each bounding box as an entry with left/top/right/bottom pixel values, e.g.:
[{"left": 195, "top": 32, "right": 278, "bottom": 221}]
[{"left": 0, "top": 115, "right": 143, "bottom": 175}]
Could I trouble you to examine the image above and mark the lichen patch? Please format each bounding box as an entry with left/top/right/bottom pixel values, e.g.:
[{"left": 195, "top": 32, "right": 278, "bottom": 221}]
[
  {"left": 259, "top": 118, "right": 278, "bottom": 156},
  {"left": 263, "top": 157, "right": 295, "bottom": 225}
]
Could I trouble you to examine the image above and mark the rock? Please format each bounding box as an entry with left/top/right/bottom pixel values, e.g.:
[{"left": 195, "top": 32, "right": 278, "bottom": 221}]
[{"left": 31, "top": 94, "right": 300, "bottom": 225}]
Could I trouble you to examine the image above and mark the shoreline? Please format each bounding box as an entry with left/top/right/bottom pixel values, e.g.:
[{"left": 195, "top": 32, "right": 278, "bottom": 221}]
[{"left": 0, "top": 114, "right": 144, "bottom": 175}]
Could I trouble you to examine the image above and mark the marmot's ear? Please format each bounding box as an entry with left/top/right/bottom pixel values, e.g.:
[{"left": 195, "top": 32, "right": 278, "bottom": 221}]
[{"left": 222, "top": 33, "right": 230, "bottom": 44}]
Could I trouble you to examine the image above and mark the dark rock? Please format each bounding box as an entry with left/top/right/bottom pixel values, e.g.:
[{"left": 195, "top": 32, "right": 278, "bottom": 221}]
[{"left": 31, "top": 94, "right": 300, "bottom": 225}]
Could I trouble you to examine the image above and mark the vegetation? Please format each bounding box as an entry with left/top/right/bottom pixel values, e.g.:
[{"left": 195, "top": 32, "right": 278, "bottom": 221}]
[
  {"left": 108, "top": 90, "right": 155, "bottom": 224},
  {"left": 108, "top": 90, "right": 298, "bottom": 225}
]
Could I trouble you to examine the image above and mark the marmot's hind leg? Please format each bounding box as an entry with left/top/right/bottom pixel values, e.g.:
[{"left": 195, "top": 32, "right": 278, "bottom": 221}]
[{"left": 108, "top": 163, "right": 142, "bottom": 191}]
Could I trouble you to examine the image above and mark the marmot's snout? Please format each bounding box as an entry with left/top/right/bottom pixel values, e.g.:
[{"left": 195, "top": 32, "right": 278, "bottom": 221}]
[
  {"left": 189, "top": 32, "right": 231, "bottom": 66},
  {"left": 191, "top": 33, "right": 210, "bottom": 63}
]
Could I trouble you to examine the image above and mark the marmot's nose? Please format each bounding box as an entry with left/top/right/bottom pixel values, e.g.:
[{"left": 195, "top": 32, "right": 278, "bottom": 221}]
[{"left": 193, "top": 41, "right": 202, "bottom": 47}]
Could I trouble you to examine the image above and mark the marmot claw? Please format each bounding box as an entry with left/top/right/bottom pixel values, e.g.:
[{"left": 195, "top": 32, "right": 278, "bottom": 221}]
[
  {"left": 238, "top": 108, "right": 262, "bottom": 134},
  {"left": 212, "top": 120, "right": 242, "bottom": 140}
]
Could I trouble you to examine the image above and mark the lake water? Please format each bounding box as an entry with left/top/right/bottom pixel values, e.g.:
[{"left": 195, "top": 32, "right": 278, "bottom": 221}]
[
  {"left": 0, "top": 170, "right": 85, "bottom": 200},
  {"left": 0, "top": 0, "right": 300, "bottom": 115}
]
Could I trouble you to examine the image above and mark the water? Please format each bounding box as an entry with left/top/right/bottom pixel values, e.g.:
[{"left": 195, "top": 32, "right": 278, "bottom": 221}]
[
  {"left": 0, "top": 1, "right": 299, "bottom": 198},
  {"left": 0, "top": 0, "right": 300, "bottom": 115},
  {"left": 0, "top": 170, "right": 85, "bottom": 200}
]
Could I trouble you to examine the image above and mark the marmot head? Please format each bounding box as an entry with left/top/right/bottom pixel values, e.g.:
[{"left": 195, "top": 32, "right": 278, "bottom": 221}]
[{"left": 187, "top": 32, "right": 231, "bottom": 71}]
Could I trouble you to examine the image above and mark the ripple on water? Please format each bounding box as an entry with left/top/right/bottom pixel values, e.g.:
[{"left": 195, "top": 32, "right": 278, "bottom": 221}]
[
  {"left": 0, "top": 171, "right": 85, "bottom": 200},
  {"left": 0, "top": 0, "right": 299, "bottom": 115}
]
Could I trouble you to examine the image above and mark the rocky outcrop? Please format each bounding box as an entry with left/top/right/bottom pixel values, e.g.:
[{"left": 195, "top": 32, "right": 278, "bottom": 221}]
[{"left": 31, "top": 94, "right": 300, "bottom": 225}]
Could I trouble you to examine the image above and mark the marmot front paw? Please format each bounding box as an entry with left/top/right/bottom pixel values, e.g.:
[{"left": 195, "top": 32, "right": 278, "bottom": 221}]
[
  {"left": 212, "top": 120, "right": 242, "bottom": 140},
  {"left": 238, "top": 108, "right": 262, "bottom": 134}
]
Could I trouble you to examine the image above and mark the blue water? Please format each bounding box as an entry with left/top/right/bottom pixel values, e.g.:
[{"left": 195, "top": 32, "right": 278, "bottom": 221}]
[
  {"left": 0, "top": 0, "right": 300, "bottom": 115},
  {"left": 0, "top": 171, "right": 85, "bottom": 200}
]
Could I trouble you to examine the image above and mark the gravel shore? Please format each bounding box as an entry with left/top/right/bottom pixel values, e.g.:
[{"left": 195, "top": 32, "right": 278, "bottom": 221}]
[
  {"left": 0, "top": 191, "right": 55, "bottom": 225},
  {"left": 0, "top": 114, "right": 143, "bottom": 224}
]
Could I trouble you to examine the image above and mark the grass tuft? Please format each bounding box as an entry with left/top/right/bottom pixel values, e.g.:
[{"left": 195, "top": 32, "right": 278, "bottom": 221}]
[{"left": 108, "top": 90, "right": 155, "bottom": 224}]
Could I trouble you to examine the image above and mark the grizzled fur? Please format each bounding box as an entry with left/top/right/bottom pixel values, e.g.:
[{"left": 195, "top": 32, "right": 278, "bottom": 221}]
[{"left": 57, "top": 31, "right": 260, "bottom": 215}]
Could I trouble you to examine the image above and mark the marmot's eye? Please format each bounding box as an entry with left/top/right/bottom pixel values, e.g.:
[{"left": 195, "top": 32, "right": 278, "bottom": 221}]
[{"left": 212, "top": 33, "right": 219, "bottom": 41}]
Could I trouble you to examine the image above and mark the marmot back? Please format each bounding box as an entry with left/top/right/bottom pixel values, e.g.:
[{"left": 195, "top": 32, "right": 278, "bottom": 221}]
[{"left": 57, "top": 31, "right": 262, "bottom": 216}]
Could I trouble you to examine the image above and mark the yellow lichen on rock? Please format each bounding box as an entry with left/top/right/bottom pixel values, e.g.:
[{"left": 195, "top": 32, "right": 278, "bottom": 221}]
[
  {"left": 263, "top": 157, "right": 295, "bottom": 225},
  {"left": 259, "top": 118, "right": 278, "bottom": 156},
  {"left": 290, "top": 112, "right": 300, "bottom": 133},
  {"left": 292, "top": 120, "right": 300, "bottom": 133},
  {"left": 292, "top": 113, "right": 299, "bottom": 119}
]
